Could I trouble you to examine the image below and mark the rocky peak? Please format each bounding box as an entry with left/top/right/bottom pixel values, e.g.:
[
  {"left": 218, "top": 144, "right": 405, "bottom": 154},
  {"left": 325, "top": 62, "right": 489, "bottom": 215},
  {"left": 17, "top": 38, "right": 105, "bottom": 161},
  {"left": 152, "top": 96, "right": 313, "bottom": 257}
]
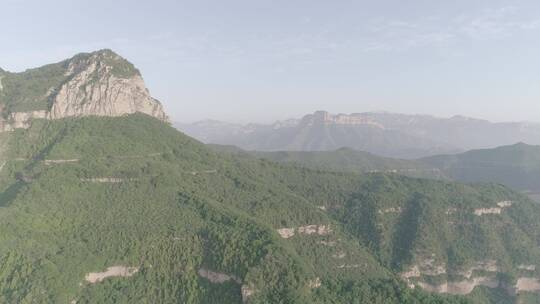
[
  {"left": 49, "top": 49, "right": 168, "bottom": 121},
  {"left": 64, "top": 49, "right": 141, "bottom": 79},
  {"left": 0, "top": 49, "right": 168, "bottom": 131}
]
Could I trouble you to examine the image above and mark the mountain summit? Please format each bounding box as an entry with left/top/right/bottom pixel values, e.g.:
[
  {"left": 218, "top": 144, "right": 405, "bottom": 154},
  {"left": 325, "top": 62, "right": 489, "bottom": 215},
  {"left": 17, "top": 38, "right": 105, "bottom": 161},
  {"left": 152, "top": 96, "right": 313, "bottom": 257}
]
[{"left": 0, "top": 49, "right": 168, "bottom": 131}]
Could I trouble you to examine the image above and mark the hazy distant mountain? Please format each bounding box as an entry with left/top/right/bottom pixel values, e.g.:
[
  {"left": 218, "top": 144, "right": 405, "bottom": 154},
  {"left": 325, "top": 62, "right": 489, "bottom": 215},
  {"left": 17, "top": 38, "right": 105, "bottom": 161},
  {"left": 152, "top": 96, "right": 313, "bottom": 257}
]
[
  {"left": 363, "top": 112, "right": 540, "bottom": 151},
  {"left": 177, "top": 111, "right": 460, "bottom": 159},
  {"left": 177, "top": 111, "right": 540, "bottom": 159}
]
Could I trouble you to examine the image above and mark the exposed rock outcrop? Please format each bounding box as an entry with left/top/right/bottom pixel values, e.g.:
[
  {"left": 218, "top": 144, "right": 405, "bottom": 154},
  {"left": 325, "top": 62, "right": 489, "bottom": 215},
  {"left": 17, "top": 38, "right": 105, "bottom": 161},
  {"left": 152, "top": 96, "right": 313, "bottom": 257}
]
[
  {"left": 417, "top": 276, "right": 499, "bottom": 295},
  {"left": 416, "top": 276, "right": 540, "bottom": 295},
  {"left": 80, "top": 177, "right": 130, "bottom": 183},
  {"left": 401, "top": 259, "right": 447, "bottom": 282},
  {"left": 301, "top": 111, "right": 385, "bottom": 128},
  {"left": 276, "top": 228, "right": 296, "bottom": 239},
  {"left": 85, "top": 266, "right": 139, "bottom": 283},
  {"left": 378, "top": 207, "right": 402, "bottom": 214},
  {"left": 276, "top": 225, "right": 332, "bottom": 239},
  {"left": 402, "top": 258, "right": 540, "bottom": 296},
  {"left": 308, "top": 277, "right": 322, "bottom": 289},
  {"left": 43, "top": 159, "right": 79, "bottom": 165},
  {"left": 516, "top": 278, "right": 540, "bottom": 292},
  {"left": 50, "top": 51, "right": 167, "bottom": 121},
  {"left": 0, "top": 50, "right": 168, "bottom": 132},
  {"left": 402, "top": 259, "right": 497, "bottom": 282},
  {"left": 518, "top": 264, "right": 536, "bottom": 271},
  {"left": 473, "top": 200, "right": 513, "bottom": 216}
]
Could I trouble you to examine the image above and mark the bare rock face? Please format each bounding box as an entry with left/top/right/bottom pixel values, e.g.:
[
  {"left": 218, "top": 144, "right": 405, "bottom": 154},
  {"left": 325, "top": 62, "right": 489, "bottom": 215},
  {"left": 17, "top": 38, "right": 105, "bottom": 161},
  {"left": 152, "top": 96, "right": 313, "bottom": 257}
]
[
  {"left": 300, "top": 111, "right": 385, "bottom": 128},
  {"left": 276, "top": 224, "right": 332, "bottom": 239},
  {"left": 402, "top": 258, "right": 540, "bottom": 296},
  {"left": 84, "top": 265, "right": 139, "bottom": 284},
  {"left": 0, "top": 50, "right": 168, "bottom": 132},
  {"left": 49, "top": 51, "right": 168, "bottom": 121}
]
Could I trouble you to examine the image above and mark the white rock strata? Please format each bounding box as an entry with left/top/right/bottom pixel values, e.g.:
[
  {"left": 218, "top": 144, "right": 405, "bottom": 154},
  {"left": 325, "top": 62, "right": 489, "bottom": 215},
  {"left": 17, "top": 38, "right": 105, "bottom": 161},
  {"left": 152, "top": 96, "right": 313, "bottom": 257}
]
[
  {"left": 0, "top": 50, "right": 168, "bottom": 133},
  {"left": 276, "top": 225, "right": 332, "bottom": 239},
  {"left": 85, "top": 266, "right": 139, "bottom": 283}
]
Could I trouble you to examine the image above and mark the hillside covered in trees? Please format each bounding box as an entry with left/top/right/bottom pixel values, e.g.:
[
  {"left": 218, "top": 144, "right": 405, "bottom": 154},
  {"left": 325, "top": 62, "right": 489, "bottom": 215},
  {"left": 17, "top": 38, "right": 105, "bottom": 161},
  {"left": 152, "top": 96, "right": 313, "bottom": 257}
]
[
  {"left": 234, "top": 144, "right": 540, "bottom": 203},
  {"left": 0, "top": 114, "right": 539, "bottom": 303}
]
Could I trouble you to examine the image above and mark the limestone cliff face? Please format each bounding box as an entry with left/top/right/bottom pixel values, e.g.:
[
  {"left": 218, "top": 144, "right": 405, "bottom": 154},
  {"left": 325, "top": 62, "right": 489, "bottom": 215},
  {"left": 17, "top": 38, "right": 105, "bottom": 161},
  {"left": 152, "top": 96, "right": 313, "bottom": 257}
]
[
  {"left": 49, "top": 51, "right": 168, "bottom": 121},
  {"left": 299, "top": 111, "right": 385, "bottom": 129},
  {"left": 0, "top": 50, "right": 168, "bottom": 132}
]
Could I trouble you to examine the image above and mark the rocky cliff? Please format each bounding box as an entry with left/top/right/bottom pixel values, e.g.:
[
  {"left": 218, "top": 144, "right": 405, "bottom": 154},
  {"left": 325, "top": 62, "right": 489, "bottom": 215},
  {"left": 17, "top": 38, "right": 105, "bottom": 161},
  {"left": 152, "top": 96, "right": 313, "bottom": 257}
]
[
  {"left": 300, "top": 111, "right": 385, "bottom": 128},
  {"left": 0, "top": 49, "right": 168, "bottom": 131}
]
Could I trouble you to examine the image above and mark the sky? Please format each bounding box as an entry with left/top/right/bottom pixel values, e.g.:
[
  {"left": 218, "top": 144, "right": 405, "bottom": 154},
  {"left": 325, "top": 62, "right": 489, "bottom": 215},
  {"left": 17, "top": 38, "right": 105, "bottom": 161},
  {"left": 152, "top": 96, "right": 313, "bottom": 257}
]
[{"left": 2, "top": 0, "right": 540, "bottom": 123}]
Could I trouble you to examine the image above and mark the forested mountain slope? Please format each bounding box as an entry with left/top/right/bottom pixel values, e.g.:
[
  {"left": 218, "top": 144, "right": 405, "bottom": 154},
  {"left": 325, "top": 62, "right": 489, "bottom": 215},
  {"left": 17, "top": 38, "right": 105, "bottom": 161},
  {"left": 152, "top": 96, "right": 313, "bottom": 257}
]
[
  {"left": 421, "top": 143, "right": 540, "bottom": 192},
  {"left": 219, "top": 147, "right": 444, "bottom": 179},
  {"left": 0, "top": 114, "right": 539, "bottom": 303},
  {"left": 239, "top": 143, "right": 540, "bottom": 202}
]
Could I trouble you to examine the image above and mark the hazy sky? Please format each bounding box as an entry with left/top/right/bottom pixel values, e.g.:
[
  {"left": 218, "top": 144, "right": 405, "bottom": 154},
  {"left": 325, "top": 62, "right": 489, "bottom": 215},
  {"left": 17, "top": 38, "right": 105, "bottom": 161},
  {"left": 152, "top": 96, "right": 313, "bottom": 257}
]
[{"left": 3, "top": 0, "right": 540, "bottom": 123}]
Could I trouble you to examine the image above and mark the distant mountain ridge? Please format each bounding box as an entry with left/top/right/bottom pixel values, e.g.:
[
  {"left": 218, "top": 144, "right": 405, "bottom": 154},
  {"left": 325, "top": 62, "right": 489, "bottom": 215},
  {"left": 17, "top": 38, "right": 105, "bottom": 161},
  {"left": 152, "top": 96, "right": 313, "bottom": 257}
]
[{"left": 177, "top": 111, "right": 540, "bottom": 159}]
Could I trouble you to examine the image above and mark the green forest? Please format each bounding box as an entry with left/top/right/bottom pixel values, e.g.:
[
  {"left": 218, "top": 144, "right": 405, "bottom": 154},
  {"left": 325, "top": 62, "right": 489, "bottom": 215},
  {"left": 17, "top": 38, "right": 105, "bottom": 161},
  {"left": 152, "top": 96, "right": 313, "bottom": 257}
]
[{"left": 0, "top": 114, "right": 538, "bottom": 303}]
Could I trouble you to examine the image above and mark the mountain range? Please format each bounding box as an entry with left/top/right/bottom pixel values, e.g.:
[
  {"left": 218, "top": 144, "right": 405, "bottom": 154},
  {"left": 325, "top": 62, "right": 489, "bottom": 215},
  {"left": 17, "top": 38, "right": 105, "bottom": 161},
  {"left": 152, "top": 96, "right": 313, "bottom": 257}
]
[
  {"left": 1, "top": 50, "right": 540, "bottom": 303},
  {"left": 178, "top": 111, "right": 540, "bottom": 159}
]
